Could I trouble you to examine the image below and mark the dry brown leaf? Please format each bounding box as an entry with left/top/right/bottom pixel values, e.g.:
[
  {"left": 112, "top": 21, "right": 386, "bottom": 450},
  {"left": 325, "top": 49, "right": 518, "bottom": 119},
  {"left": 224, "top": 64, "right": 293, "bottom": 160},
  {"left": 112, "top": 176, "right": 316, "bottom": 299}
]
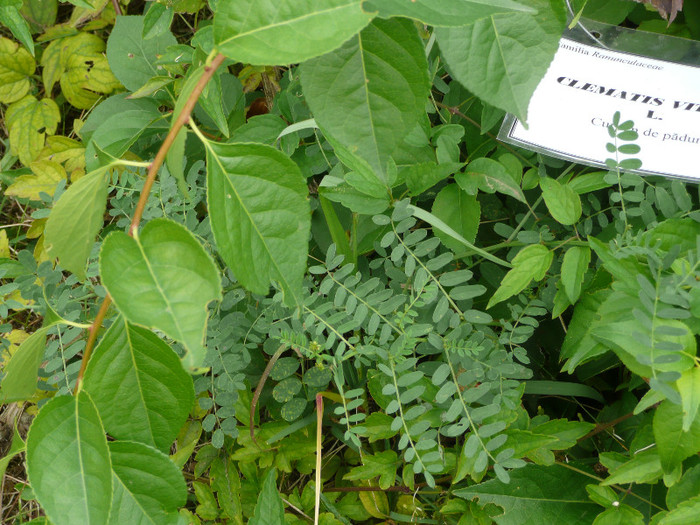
[{"left": 630, "top": 0, "right": 683, "bottom": 23}]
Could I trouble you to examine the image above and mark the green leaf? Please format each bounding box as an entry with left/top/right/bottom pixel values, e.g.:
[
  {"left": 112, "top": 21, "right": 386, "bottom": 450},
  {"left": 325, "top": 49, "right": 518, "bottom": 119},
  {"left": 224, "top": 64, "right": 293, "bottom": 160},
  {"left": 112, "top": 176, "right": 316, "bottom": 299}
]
[
  {"left": 143, "top": 3, "right": 174, "bottom": 40},
  {"left": 601, "top": 448, "right": 663, "bottom": 486},
  {"left": 106, "top": 15, "right": 177, "bottom": 92},
  {"left": 363, "top": 0, "right": 536, "bottom": 26},
  {"left": 487, "top": 244, "right": 553, "bottom": 308},
  {"left": 431, "top": 183, "right": 480, "bottom": 254},
  {"left": 404, "top": 162, "right": 463, "bottom": 196},
  {"left": 44, "top": 168, "right": 109, "bottom": 280},
  {"left": 676, "top": 368, "right": 700, "bottom": 432},
  {"left": 593, "top": 504, "right": 645, "bottom": 525},
  {"left": 585, "top": 484, "right": 618, "bottom": 508},
  {"left": 560, "top": 246, "right": 591, "bottom": 304},
  {"left": 0, "top": 36, "right": 34, "bottom": 104},
  {"left": 6, "top": 95, "right": 60, "bottom": 165},
  {"left": 83, "top": 318, "right": 195, "bottom": 452},
  {"left": 540, "top": 177, "right": 582, "bottom": 225},
  {"left": 99, "top": 218, "right": 222, "bottom": 369},
  {"left": 654, "top": 400, "right": 700, "bottom": 475},
  {"left": 436, "top": 0, "right": 566, "bottom": 122},
  {"left": 0, "top": 419, "right": 25, "bottom": 480},
  {"left": 302, "top": 18, "right": 430, "bottom": 179},
  {"left": 524, "top": 380, "right": 604, "bottom": 403},
  {"left": 667, "top": 464, "right": 700, "bottom": 510},
  {"left": 214, "top": 0, "right": 373, "bottom": 65},
  {"left": 249, "top": 469, "right": 284, "bottom": 525},
  {"left": 108, "top": 441, "right": 186, "bottom": 525},
  {"left": 454, "top": 464, "right": 599, "bottom": 524},
  {"left": 343, "top": 450, "right": 399, "bottom": 490},
  {"left": 530, "top": 419, "right": 595, "bottom": 449},
  {"left": 458, "top": 157, "right": 527, "bottom": 204},
  {"left": 363, "top": 412, "right": 399, "bottom": 442},
  {"left": 210, "top": 457, "right": 243, "bottom": 521},
  {"left": 659, "top": 495, "right": 700, "bottom": 525},
  {"left": 26, "top": 391, "right": 112, "bottom": 525},
  {"left": 205, "top": 142, "right": 309, "bottom": 305},
  {"left": 0, "top": 6, "right": 33, "bottom": 55},
  {"left": 0, "top": 327, "right": 48, "bottom": 403}
]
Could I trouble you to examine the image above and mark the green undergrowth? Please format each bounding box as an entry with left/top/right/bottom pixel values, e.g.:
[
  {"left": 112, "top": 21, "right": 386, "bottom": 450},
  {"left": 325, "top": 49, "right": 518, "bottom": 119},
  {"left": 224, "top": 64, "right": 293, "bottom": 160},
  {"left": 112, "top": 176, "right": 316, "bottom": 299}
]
[{"left": 1, "top": 0, "right": 700, "bottom": 524}]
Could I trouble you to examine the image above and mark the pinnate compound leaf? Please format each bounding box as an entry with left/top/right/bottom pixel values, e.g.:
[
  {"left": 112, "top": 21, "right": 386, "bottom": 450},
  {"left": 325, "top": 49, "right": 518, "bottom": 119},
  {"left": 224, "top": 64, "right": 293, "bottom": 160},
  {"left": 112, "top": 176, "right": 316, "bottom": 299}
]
[
  {"left": 653, "top": 400, "right": 700, "bottom": 474},
  {"left": 540, "top": 177, "right": 582, "bottom": 225},
  {"left": 6, "top": 95, "right": 60, "bottom": 165},
  {"left": 106, "top": 15, "right": 177, "bottom": 92},
  {"left": 302, "top": 18, "right": 430, "bottom": 179},
  {"left": 108, "top": 441, "right": 186, "bottom": 525},
  {"left": 83, "top": 318, "right": 195, "bottom": 452},
  {"left": 436, "top": 0, "right": 566, "bottom": 122},
  {"left": 0, "top": 36, "right": 34, "bottom": 104},
  {"left": 213, "top": 0, "right": 373, "bottom": 65},
  {"left": 44, "top": 168, "right": 109, "bottom": 279},
  {"left": 0, "top": 327, "right": 48, "bottom": 403},
  {"left": 249, "top": 469, "right": 284, "bottom": 525},
  {"left": 205, "top": 142, "right": 310, "bottom": 305},
  {"left": 454, "top": 464, "right": 599, "bottom": 524},
  {"left": 26, "top": 391, "right": 112, "bottom": 525},
  {"left": 363, "top": 0, "right": 536, "bottom": 26},
  {"left": 99, "top": 218, "right": 222, "bottom": 369},
  {"left": 487, "top": 244, "right": 553, "bottom": 308}
]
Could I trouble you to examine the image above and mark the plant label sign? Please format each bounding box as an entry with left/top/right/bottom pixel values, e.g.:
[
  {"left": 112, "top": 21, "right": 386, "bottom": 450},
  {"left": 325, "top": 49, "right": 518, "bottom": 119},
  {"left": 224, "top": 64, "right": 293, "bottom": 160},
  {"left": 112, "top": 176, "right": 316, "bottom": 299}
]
[{"left": 500, "top": 36, "right": 700, "bottom": 181}]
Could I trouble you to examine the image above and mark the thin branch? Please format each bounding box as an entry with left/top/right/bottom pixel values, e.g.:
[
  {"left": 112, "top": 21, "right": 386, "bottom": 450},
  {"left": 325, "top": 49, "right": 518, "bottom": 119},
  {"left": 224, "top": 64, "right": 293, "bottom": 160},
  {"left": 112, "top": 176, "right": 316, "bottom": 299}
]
[
  {"left": 111, "top": 0, "right": 122, "bottom": 16},
  {"left": 73, "top": 53, "right": 227, "bottom": 393}
]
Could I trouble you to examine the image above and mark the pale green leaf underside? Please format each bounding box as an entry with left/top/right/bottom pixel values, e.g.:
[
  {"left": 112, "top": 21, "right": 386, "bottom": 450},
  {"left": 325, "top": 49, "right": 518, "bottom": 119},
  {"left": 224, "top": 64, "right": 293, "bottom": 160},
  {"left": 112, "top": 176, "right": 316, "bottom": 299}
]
[
  {"left": 436, "top": 0, "right": 565, "bottom": 123},
  {"left": 83, "top": 318, "right": 195, "bottom": 452},
  {"left": 99, "top": 218, "right": 221, "bottom": 369},
  {"left": 108, "top": 441, "right": 186, "bottom": 525},
  {"left": 540, "top": 177, "right": 582, "bottom": 226},
  {"left": 26, "top": 392, "right": 112, "bottom": 525},
  {"left": 206, "top": 142, "right": 310, "bottom": 306},
  {"left": 45, "top": 168, "right": 109, "bottom": 280},
  {"left": 213, "top": 0, "right": 373, "bottom": 65},
  {"left": 364, "top": 0, "right": 536, "bottom": 26},
  {"left": 301, "top": 17, "right": 430, "bottom": 178},
  {"left": 487, "top": 244, "right": 553, "bottom": 308}
]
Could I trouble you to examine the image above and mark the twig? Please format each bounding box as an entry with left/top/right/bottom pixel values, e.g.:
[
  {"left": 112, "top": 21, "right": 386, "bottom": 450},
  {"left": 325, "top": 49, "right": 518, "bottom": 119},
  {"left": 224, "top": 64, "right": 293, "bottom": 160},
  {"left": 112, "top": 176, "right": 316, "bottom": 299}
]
[{"left": 111, "top": 0, "right": 122, "bottom": 16}]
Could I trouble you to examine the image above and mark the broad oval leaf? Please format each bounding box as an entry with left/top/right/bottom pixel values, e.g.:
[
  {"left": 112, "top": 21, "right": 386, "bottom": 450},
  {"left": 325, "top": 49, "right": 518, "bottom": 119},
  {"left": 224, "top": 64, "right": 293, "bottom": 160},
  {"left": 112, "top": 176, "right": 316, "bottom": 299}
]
[
  {"left": 106, "top": 15, "right": 177, "bottom": 92},
  {"left": 44, "top": 168, "right": 109, "bottom": 280},
  {"left": 363, "top": 0, "right": 536, "bottom": 26},
  {"left": 654, "top": 400, "right": 700, "bottom": 474},
  {"left": 83, "top": 318, "right": 195, "bottom": 452},
  {"left": 213, "top": 0, "right": 373, "bottom": 65},
  {"left": 436, "top": 0, "right": 566, "bottom": 122},
  {"left": 249, "top": 469, "right": 284, "bottom": 525},
  {"left": 0, "top": 36, "right": 35, "bottom": 104},
  {"left": 6, "top": 95, "right": 60, "bottom": 164},
  {"left": 458, "top": 157, "right": 527, "bottom": 204},
  {"left": 205, "top": 142, "right": 310, "bottom": 305},
  {"left": 108, "top": 441, "right": 186, "bottom": 525},
  {"left": 560, "top": 246, "right": 590, "bottom": 304},
  {"left": 540, "top": 177, "right": 582, "bottom": 226},
  {"left": 99, "top": 218, "right": 222, "bottom": 369},
  {"left": 301, "top": 17, "right": 430, "bottom": 178},
  {"left": 26, "top": 391, "right": 112, "bottom": 525}
]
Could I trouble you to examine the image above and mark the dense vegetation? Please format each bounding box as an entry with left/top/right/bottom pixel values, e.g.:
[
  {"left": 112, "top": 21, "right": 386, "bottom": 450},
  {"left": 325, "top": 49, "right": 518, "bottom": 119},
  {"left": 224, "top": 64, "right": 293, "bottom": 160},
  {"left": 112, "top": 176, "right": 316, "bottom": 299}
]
[{"left": 1, "top": 0, "right": 700, "bottom": 523}]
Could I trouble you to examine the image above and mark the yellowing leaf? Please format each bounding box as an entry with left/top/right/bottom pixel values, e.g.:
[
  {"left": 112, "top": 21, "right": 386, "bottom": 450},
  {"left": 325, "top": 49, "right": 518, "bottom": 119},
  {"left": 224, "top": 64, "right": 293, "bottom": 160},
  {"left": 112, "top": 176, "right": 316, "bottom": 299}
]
[
  {"left": 39, "top": 136, "right": 86, "bottom": 175},
  {"left": 6, "top": 160, "right": 66, "bottom": 201},
  {"left": 59, "top": 33, "right": 120, "bottom": 109},
  {"left": 40, "top": 37, "right": 64, "bottom": 94},
  {"left": 6, "top": 95, "right": 61, "bottom": 165},
  {"left": 0, "top": 36, "right": 35, "bottom": 104},
  {"left": 26, "top": 218, "right": 46, "bottom": 239},
  {"left": 0, "top": 230, "right": 9, "bottom": 258}
]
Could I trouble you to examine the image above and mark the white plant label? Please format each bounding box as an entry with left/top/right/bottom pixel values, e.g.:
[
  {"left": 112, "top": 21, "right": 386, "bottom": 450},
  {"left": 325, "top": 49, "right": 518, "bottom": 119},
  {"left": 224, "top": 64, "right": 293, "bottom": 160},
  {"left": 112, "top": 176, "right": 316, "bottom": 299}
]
[{"left": 501, "top": 37, "right": 700, "bottom": 180}]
